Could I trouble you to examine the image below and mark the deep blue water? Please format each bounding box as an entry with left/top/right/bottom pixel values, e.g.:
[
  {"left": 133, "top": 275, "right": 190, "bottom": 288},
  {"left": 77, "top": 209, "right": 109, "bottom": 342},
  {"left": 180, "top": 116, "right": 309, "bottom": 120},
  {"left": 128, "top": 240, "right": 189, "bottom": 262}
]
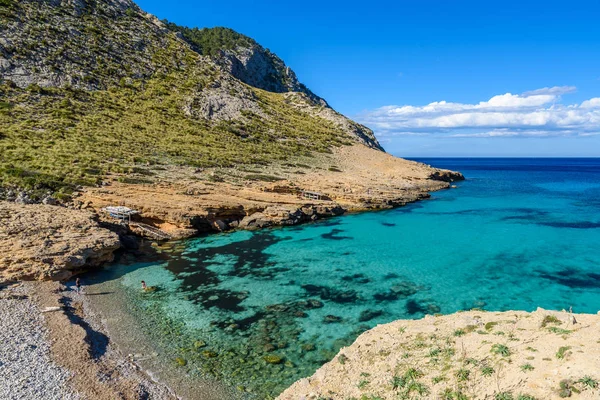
[{"left": 88, "top": 158, "right": 600, "bottom": 397}]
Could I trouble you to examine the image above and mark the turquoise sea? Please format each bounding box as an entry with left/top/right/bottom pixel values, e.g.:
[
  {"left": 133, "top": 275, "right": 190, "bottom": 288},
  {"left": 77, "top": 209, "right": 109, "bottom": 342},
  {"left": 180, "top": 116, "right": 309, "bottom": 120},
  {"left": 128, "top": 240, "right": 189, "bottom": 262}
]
[{"left": 85, "top": 158, "right": 600, "bottom": 398}]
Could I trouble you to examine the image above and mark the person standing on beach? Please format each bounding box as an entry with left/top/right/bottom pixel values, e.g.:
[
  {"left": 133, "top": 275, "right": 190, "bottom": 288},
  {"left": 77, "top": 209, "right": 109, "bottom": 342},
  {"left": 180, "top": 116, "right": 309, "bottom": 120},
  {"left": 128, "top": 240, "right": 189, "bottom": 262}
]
[{"left": 75, "top": 278, "right": 82, "bottom": 294}]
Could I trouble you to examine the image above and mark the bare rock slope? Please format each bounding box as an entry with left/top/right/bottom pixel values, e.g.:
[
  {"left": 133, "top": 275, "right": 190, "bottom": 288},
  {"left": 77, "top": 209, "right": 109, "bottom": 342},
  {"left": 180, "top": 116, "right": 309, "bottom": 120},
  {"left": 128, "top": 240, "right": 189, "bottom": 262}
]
[{"left": 280, "top": 309, "right": 600, "bottom": 400}]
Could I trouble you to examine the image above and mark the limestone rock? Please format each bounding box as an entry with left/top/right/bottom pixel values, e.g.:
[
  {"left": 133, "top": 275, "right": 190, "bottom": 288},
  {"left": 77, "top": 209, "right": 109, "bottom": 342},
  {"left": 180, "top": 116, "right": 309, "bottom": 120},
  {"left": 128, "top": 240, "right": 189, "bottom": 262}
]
[
  {"left": 279, "top": 309, "right": 600, "bottom": 400},
  {"left": 0, "top": 202, "right": 120, "bottom": 282},
  {"left": 211, "top": 219, "right": 228, "bottom": 232},
  {"left": 238, "top": 204, "right": 345, "bottom": 230},
  {"left": 429, "top": 170, "right": 465, "bottom": 182}
]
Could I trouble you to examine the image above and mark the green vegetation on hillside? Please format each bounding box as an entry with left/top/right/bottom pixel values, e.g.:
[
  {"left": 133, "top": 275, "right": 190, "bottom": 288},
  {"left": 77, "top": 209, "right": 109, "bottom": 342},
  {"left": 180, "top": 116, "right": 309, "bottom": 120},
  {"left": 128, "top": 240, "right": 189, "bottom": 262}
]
[
  {"left": 0, "top": 72, "right": 350, "bottom": 195},
  {"left": 0, "top": 0, "right": 14, "bottom": 18},
  {"left": 162, "top": 23, "right": 256, "bottom": 56}
]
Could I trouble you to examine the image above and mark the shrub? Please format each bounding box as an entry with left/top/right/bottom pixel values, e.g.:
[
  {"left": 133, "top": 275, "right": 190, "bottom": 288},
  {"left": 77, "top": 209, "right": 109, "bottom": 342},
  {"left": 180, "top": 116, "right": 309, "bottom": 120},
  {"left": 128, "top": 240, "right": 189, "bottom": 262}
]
[
  {"left": 491, "top": 344, "right": 511, "bottom": 357},
  {"left": 577, "top": 376, "right": 598, "bottom": 389},
  {"left": 244, "top": 174, "right": 284, "bottom": 182},
  {"left": 441, "top": 389, "right": 469, "bottom": 400},
  {"left": 485, "top": 321, "right": 498, "bottom": 331},
  {"left": 540, "top": 315, "right": 561, "bottom": 328},
  {"left": 520, "top": 363, "right": 534, "bottom": 372},
  {"left": 556, "top": 346, "right": 571, "bottom": 360},
  {"left": 455, "top": 368, "right": 470, "bottom": 381},
  {"left": 548, "top": 327, "right": 572, "bottom": 335}
]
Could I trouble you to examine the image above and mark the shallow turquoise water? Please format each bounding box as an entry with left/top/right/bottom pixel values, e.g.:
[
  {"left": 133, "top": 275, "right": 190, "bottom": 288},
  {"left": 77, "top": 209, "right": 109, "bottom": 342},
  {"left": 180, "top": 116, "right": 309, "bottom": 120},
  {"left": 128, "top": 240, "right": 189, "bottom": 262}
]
[{"left": 87, "top": 158, "right": 600, "bottom": 397}]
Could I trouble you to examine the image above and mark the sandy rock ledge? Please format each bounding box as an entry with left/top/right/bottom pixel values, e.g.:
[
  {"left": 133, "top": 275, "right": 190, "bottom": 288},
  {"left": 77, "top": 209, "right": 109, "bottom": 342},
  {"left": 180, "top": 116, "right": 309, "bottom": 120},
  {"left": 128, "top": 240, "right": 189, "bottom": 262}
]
[{"left": 0, "top": 202, "right": 120, "bottom": 282}]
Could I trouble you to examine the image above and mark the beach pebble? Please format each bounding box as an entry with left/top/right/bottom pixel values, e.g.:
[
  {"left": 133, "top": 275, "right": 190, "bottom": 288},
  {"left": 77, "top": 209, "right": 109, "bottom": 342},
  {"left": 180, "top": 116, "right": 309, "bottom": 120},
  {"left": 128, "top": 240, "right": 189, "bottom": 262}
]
[{"left": 0, "top": 284, "right": 80, "bottom": 400}]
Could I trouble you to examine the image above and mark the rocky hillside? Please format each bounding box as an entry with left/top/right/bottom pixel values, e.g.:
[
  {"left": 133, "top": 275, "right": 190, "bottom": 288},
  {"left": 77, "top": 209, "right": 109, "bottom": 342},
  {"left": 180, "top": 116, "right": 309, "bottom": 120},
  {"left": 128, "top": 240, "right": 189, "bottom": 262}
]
[{"left": 0, "top": 0, "right": 383, "bottom": 198}]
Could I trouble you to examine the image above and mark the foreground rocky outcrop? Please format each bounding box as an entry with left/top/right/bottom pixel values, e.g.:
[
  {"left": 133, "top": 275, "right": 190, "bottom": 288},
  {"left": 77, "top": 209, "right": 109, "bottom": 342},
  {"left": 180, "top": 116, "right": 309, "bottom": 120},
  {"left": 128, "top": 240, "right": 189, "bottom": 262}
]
[
  {"left": 0, "top": 202, "right": 120, "bottom": 282},
  {"left": 280, "top": 309, "right": 600, "bottom": 400}
]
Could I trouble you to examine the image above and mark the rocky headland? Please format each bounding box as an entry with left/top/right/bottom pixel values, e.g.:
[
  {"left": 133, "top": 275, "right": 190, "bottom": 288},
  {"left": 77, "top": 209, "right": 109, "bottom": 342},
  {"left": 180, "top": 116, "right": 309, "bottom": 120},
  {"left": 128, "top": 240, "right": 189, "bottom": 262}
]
[
  {"left": 79, "top": 144, "right": 462, "bottom": 239},
  {"left": 0, "top": 0, "right": 463, "bottom": 283},
  {"left": 0, "top": 144, "right": 462, "bottom": 283}
]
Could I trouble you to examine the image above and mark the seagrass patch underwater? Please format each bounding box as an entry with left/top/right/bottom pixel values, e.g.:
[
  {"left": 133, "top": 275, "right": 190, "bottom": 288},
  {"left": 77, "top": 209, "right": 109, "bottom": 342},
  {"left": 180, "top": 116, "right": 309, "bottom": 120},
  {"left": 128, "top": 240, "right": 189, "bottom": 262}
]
[{"left": 85, "top": 158, "right": 600, "bottom": 398}]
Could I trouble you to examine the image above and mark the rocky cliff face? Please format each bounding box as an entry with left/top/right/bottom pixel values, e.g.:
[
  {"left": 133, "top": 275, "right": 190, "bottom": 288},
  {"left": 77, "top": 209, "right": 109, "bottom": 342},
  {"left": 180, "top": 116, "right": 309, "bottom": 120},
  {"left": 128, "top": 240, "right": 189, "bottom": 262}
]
[
  {"left": 0, "top": 0, "right": 179, "bottom": 89},
  {"left": 164, "top": 24, "right": 384, "bottom": 150},
  {"left": 216, "top": 43, "right": 383, "bottom": 150}
]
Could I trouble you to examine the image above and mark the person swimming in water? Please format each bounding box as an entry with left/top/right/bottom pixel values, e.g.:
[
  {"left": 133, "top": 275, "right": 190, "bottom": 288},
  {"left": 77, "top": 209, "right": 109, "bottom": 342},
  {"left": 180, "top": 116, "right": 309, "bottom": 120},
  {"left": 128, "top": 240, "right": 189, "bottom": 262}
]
[{"left": 141, "top": 280, "right": 147, "bottom": 290}]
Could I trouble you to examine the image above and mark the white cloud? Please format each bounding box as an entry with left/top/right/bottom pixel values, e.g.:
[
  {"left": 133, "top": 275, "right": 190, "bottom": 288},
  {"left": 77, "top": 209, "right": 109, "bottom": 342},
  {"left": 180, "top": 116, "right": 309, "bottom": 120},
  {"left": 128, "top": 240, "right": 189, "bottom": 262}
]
[
  {"left": 580, "top": 98, "right": 600, "bottom": 109},
  {"left": 522, "top": 86, "right": 576, "bottom": 96},
  {"left": 358, "top": 86, "right": 600, "bottom": 138}
]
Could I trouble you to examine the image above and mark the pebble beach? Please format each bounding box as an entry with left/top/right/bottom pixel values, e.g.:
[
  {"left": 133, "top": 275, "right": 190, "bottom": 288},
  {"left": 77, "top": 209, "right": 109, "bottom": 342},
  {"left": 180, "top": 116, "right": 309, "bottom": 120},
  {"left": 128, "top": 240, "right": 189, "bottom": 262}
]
[
  {"left": 0, "top": 283, "right": 79, "bottom": 400},
  {"left": 0, "top": 281, "right": 177, "bottom": 400}
]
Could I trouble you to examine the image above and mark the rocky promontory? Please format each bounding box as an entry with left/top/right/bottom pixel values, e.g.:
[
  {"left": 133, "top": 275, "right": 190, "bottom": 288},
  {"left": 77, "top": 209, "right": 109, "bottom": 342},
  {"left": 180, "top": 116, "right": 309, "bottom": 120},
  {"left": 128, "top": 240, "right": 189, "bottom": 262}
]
[
  {"left": 280, "top": 309, "right": 600, "bottom": 400},
  {"left": 80, "top": 144, "right": 463, "bottom": 240}
]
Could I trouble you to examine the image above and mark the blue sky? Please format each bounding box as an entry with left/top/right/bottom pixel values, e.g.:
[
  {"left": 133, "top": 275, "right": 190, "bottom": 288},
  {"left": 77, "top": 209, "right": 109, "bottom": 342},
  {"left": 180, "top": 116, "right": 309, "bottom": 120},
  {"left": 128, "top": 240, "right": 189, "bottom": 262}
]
[{"left": 136, "top": 0, "right": 600, "bottom": 156}]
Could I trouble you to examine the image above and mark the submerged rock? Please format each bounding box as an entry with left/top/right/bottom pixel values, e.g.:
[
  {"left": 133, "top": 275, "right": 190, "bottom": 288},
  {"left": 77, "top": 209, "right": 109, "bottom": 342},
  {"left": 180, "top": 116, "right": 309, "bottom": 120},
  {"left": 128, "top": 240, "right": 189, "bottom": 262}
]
[
  {"left": 263, "top": 354, "right": 284, "bottom": 364},
  {"left": 301, "top": 284, "right": 359, "bottom": 304},
  {"left": 323, "top": 315, "right": 343, "bottom": 324},
  {"left": 202, "top": 350, "right": 218, "bottom": 358},
  {"left": 263, "top": 343, "right": 276, "bottom": 352},
  {"left": 358, "top": 309, "right": 384, "bottom": 322},
  {"left": 373, "top": 280, "right": 425, "bottom": 302},
  {"left": 341, "top": 273, "right": 370, "bottom": 284},
  {"left": 301, "top": 343, "right": 316, "bottom": 352},
  {"left": 390, "top": 281, "right": 421, "bottom": 296}
]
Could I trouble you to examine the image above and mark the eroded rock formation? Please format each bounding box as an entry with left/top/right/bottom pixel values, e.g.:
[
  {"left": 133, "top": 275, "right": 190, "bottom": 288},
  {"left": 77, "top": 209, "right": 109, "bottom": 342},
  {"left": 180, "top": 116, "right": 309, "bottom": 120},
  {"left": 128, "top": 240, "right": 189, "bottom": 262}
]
[{"left": 0, "top": 202, "right": 120, "bottom": 282}]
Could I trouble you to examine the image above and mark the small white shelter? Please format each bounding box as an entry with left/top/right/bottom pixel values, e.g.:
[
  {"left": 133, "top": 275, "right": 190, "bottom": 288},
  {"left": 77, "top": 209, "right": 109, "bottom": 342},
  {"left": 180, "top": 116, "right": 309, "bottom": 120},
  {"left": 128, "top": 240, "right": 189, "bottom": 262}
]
[{"left": 101, "top": 206, "right": 139, "bottom": 223}]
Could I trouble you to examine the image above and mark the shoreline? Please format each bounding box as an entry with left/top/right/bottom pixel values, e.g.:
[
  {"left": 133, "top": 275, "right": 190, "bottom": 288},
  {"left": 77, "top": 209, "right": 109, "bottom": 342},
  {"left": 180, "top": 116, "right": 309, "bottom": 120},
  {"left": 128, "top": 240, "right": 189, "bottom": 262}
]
[
  {"left": 80, "top": 268, "right": 243, "bottom": 400},
  {"left": 6, "top": 281, "right": 600, "bottom": 400},
  {"left": 0, "top": 152, "right": 465, "bottom": 399},
  {"left": 0, "top": 179, "right": 463, "bottom": 400},
  {"left": 0, "top": 281, "right": 178, "bottom": 400}
]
